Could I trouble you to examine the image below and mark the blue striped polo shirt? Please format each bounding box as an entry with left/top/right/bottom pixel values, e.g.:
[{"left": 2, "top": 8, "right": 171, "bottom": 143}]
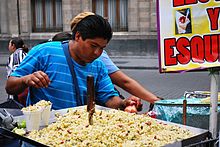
[
  {"left": 11, "top": 41, "right": 119, "bottom": 110},
  {"left": 99, "top": 50, "right": 119, "bottom": 74}
]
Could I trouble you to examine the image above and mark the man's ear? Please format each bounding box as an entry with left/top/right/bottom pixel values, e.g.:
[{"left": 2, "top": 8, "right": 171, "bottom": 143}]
[
  {"left": 11, "top": 44, "right": 16, "bottom": 50},
  {"left": 74, "top": 32, "right": 81, "bottom": 41}
]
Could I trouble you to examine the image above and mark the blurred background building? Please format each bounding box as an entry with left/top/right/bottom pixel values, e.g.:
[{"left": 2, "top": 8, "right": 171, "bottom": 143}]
[{"left": 0, "top": 0, "right": 158, "bottom": 56}]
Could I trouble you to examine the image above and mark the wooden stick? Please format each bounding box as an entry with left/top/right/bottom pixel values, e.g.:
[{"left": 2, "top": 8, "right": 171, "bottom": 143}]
[
  {"left": 183, "top": 99, "right": 187, "bottom": 125},
  {"left": 87, "top": 75, "right": 95, "bottom": 125}
]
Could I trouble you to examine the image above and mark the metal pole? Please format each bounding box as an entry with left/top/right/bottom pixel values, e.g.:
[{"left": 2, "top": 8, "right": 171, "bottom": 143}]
[
  {"left": 209, "top": 71, "right": 219, "bottom": 139},
  {"left": 218, "top": 131, "right": 220, "bottom": 147}
]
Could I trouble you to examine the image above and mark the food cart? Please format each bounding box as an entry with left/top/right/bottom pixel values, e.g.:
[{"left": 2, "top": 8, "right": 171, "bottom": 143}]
[{"left": 0, "top": 105, "right": 212, "bottom": 147}]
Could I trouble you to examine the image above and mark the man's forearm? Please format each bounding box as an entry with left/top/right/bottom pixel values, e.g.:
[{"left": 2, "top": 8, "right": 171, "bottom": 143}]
[
  {"left": 105, "top": 96, "right": 126, "bottom": 110},
  {"left": 5, "top": 76, "right": 28, "bottom": 95},
  {"left": 117, "top": 77, "right": 159, "bottom": 103},
  {"left": 110, "top": 71, "right": 159, "bottom": 103},
  {"left": 125, "top": 80, "right": 159, "bottom": 103}
]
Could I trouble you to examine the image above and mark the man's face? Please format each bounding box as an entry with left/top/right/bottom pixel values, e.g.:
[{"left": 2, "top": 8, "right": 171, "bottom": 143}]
[{"left": 74, "top": 32, "right": 108, "bottom": 64}]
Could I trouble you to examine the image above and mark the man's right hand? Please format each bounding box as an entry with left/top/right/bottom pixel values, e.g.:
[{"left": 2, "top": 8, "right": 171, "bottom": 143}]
[
  {"left": 123, "top": 96, "right": 143, "bottom": 113},
  {"left": 22, "top": 71, "right": 50, "bottom": 88}
]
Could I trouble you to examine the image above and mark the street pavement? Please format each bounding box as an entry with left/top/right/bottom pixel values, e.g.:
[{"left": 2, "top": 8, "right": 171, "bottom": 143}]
[{"left": 110, "top": 55, "right": 159, "bottom": 70}]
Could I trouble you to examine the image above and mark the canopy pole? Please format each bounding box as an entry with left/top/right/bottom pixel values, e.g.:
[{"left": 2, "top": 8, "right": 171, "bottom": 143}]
[{"left": 209, "top": 71, "right": 219, "bottom": 139}]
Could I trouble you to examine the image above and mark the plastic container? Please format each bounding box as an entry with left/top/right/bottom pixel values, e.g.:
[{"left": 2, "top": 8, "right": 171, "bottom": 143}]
[
  {"left": 40, "top": 104, "right": 52, "bottom": 127},
  {"left": 22, "top": 109, "right": 42, "bottom": 131}
]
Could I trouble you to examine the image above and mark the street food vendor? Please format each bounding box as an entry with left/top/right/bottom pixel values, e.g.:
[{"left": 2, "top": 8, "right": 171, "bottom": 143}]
[
  {"left": 5, "top": 12, "right": 140, "bottom": 111},
  {"left": 52, "top": 32, "right": 159, "bottom": 105}
]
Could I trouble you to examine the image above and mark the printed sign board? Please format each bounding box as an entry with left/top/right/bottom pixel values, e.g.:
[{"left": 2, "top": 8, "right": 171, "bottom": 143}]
[{"left": 157, "top": 0, "right": 220, "bottom": 73}]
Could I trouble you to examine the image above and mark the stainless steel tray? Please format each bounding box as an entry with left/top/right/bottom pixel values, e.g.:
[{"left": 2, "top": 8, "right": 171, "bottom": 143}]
[{"left": 9, "top": 105, "right": 211, "bottom": 146}]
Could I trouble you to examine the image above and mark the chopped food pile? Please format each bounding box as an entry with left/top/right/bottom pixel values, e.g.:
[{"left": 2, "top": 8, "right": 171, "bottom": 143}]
[
  {"left": 21, "top": 105, "right": 40, "bottom": 112},
  {"left": 35, "top": 100, "right": 52, "bottom": 107},
  {"left": 21, "top": 100, "right": 51, "bottom": 112},
  {"left": 26, "top": 107, "right": 193, "bottom": 147}
]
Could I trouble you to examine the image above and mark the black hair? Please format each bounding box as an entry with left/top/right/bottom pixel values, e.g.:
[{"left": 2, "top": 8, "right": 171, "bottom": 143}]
[
  {"left": 37, "top": 32, "right": 72, "bottom": 45},
  {"left": 38, "top": 40, "right": 49, "bottom": 44},
  {"left": 72, "top": 15, "right": 112, "bottom": 42},
  {"left": 52, "top": 32, "right": 72, "bottom": 41},
  {"left": 10, "top": 37, "right": 28, "bottom": 53}
]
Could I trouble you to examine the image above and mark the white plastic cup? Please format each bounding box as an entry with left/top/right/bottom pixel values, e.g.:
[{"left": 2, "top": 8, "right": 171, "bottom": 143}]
[
  {"left": 40, "top": 105, "right": 52, "bottom": 126},
  {"left": 22, "top": 109, "right": 42, "bottom": 131}
]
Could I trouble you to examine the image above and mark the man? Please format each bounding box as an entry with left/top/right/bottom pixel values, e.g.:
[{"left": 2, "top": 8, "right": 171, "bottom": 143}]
[
  {"left": 5, "top": 12, "right": 138, "bottom": 111},
  {"left": 70, "top": 12, "right": 159, "bottom": 104},
  {"left": 51, "top": 32, "right": 159, "bottom": 105}
]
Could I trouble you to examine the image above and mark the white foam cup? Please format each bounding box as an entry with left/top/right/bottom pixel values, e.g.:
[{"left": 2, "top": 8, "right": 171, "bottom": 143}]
[
  {"left": 40, "top": 104, "right": 52, "bottom": 126},
  {"left": 22, "top": 109, "right": 42, "bottom": 131}
]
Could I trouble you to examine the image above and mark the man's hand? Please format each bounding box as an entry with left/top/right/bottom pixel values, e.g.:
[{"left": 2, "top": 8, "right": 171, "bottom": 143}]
[
  {"left": 124, "top": 105, "right": 137, "bottom": 113},
  {"left": 22, "top": 71, "right": 50, "bottom": 88},
  {"left": 124, "top": 96, "right": 143, "bottom": 113}
]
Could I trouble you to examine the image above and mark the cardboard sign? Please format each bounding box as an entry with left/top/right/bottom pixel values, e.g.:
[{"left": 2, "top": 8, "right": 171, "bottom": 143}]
[{"left": 157, "top": 0, "right": 220, "bottom": 73}]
